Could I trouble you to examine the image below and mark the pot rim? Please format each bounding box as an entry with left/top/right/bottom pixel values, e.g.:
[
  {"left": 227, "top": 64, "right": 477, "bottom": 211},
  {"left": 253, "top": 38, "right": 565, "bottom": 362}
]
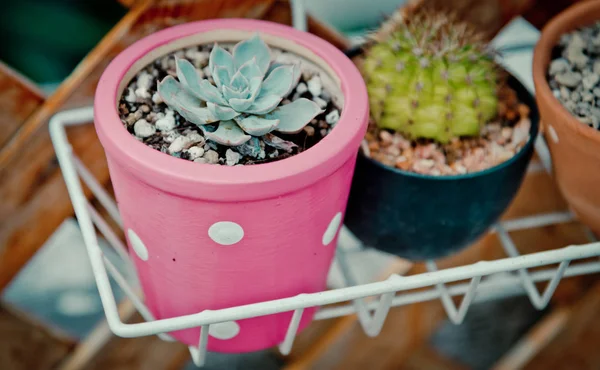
[
  {"left": 532, "top": 0, "right": 600, "bottom": 144},
  {"left": 94, "top": 19, "right": 368, "bottom": 201},
  {"left": 359, "top": 75, "right": 539, "bottom": 181}
]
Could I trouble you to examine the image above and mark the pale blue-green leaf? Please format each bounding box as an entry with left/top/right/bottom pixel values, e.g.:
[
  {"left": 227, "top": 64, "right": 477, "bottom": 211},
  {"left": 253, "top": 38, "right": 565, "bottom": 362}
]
[
  {"left": 158, "top": 76, "right": 216, "bottom": 125},
  {"left": 176, "top": 58, "right": 226, "bottom": 105},
  {"left": 232, "top": 33, "right": 271, "bottom": 75},
  {"left": 207, "top": 102, "right": 240, "bottom": 121},
  {"left": 267, "top": 98, "right": 323, "bottom": 133},
  {"left": 245, "top": 94, "right": 282, "bottom": 115},
  {"left": 213, "top": 66, "right": 231, "bottom": 89},
  {"left": 230, "top": 70, "right": 249, "bottom": 91},
  {"left": 202, "top": 120, "right": 251, "bottom": 146},
  {"left": 235, "top": 137, "right": 262, "bottom": 158},
  {"left": 227, "top": 78, "right": 262, "bottom": 112},
  {"left": 238, "top": 57, "right": 263, "bottom": 81},
  {"left": 222, "top": 85, "right": 247, "bottom": 101},
  {"left": 267, "top": 62, "right": 301, "bottom": 96},
  {"left": 234, "top": 115, "right": 279, "bottom": 136},
  {"left": 259, "top": 65, "right": 294, "bottom": 98},
  {"left": 209, "top": 45, "right": 234, "bottom": 77}
]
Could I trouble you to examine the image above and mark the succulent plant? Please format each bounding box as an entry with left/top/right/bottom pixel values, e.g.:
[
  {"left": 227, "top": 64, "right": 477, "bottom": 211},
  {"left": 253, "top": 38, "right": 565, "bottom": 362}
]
[
  {"left": 158, "top": 34, "right": 323, "bottom": 146},
  {"left": 361, "top": 9, "right": 498, "bottom": 143}
]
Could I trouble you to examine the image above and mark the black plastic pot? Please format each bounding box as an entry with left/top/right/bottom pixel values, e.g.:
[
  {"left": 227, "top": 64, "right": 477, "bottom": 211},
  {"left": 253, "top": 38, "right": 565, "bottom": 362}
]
[{"left": 344, "top": 75, "right": 539, "bottom": 260}]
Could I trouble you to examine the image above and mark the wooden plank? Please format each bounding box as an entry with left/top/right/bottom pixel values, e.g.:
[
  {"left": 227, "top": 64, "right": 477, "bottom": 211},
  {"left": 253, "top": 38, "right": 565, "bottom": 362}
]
[
  {"left": 77, "top": 313, "right": 189, "bottom": 370},
  {"left": 523, "top": 282, "right": 600, "bottom": 370},
  {"left": 0, "top": 0, "right": 276, "bottom": 291},
  {"left": 0, "top": 61, "right": 45, "bottom": 148},
  {"left": 0, "top": 303, "right": 75, "bottom": 370}
]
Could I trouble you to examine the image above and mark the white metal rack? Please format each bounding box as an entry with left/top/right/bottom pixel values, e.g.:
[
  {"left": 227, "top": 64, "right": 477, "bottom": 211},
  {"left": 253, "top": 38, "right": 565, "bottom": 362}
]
[
  {"left": 50, "top": 106, "right": 600, "bottom": 367},
  {"left": 47, "top": 7, "right": 600, "bottom": 366}
]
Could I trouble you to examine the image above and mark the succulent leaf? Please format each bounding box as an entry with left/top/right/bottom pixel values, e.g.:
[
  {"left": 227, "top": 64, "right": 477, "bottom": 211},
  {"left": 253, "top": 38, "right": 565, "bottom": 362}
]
[
  {"left": 234, "top": 115, "right": 280, "bottom": 136},
  {"left": 207, "top": 102, "right": 240, "bottom": 121},
  {"left": 260, "top": 65, "right": 295, "bottom": 98},
  {"left": 202, "top": 120, "right": 251, "bottom": 146},
  {"left": 157, "top": 76, "right": 216, "bottom": 125},
  {"left": 233, "top": 33, "right": 271, "bottom": 75},
  {"left": 213, "top": 66, "right": 231, "bottom": 89},
  {"left": 176, "top": 58, "right": 227, "bottom": 105},
  {"left": 268, "top": 98, "right": 323, "bottom": 134},
  {"left": 246, "top": 94, "right": 282, "bottom": 115},
  {"left": 209, "top": 45, "right": 234, "bottom": 77}
]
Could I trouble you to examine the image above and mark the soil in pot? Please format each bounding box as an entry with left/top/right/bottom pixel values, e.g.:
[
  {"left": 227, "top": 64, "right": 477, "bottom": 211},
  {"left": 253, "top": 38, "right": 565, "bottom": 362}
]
[
  {"left": 118, "top": 43, "right": 342, "bottom": 166},
  {"left": 363, "top": 82, "right": 532, "bottom": 176},
  {"left": 547, "top": 21, "right": 600, "bottom": 130}
]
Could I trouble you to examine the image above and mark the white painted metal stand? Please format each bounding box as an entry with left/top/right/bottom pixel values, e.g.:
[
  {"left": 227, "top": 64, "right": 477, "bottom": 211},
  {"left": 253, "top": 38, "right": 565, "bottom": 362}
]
[{"left": 50, "top": 105, "right": 600, "bottom": 367}]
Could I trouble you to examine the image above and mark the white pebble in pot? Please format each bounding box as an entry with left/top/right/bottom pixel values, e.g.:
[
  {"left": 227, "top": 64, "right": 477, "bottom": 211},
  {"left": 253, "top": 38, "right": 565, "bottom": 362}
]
[
  {"left": 307, "top": 76, "right": 322, "bottom": 97},
  {"left": 134, "top": 119, "right": 156, "bottom": 138},
  {"left": 208, "top": 221, "right": 244, "bottom": 246}
]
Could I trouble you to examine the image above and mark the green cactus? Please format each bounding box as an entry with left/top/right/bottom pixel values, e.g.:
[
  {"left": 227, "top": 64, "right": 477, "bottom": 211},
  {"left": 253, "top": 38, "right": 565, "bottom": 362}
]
[{"left": 362, "top": 10, "right": 498, "bottom": 143}]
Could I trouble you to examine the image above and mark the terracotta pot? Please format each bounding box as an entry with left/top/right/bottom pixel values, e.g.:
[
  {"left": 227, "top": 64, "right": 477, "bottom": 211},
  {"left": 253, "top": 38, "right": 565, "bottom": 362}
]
[
  {"left": 344, "top": 75, "right": 539, "bottom": 260},
  {"left": 94, "top": 19, "right": 368, "bottom": 352},
  {"left": 533, "top": 1, "right": 600, "bottom": 235}
]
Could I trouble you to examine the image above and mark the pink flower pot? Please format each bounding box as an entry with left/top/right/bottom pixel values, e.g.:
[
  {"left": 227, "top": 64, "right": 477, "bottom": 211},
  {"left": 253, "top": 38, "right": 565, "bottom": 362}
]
[{"left": 94, "top": 19, "right": 368, "bottom": 353}]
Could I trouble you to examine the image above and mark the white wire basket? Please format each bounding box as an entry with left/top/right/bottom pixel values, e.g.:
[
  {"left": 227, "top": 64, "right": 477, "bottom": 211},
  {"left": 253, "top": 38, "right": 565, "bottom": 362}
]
[
  {"left": 50, "top": 106, "right": 600, "bottom": 367},
  {"left": 47, "top": 6, "right": 600, "bottom": 367}
]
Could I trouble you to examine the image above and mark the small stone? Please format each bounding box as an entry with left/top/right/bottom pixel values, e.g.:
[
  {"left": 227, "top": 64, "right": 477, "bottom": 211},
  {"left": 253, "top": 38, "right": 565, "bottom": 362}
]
[
  {"left": 325, "top": 110, "right": 340, "bottom": 125},
  {"left": 582, "top": 91, "right": 594, "bottom": 102},
  {"left": 501, "top": 127, "right": 512, "bottom": 140},
  {"left": 577, "top": 116, "right": 592, "bottom": 125},
  {"left": 320, "top": 128, "right": 327, "bottom": 137},
  {"left": 155, "top": 111, "right": 176, "bottom": 131},
  {"left": 553, "top": 89, "right": 561, "bottom": 99},
  {"left": 135, "top": 87, "right": 151, "bottom": 99},
  {"left": 225, "top": 149, "right": 241, "bottom": 166},
  {"left": 594, "top": 61, "right": 600, "bottom": 75},
  {"left": 592, "top": 116, "right": 600, "bottom": 129},
  {"left": 548, "top": 58, "right": 570, "bottom": 76},
  {"left": 193, "top": 157, "right": 208, "bottom": 164},
  {"left": 141, "top": 105, "right": 150, "bottom": 113},
  {"left": 313, "top": 96, "right": 328, "bottom": 109},
  {"left": 379, "top": 130, "right": 393, "bottom": 144},
  {"left": 152, "top": 92, "right": 163, "bottom": 104},
  {"left": 413, "top": 159, "right": 435, "bottom": 173},
  {"left": 296, "top": 82, "right": 308, "bottom": 94},
  {"left": 555, "top": 71, "right": 582, "bottom": 88},
  {"left": 303, "top": 126, "right": 315, "bottom": 136},
  {"left": 137, "top": 71, "right": 153, "bottom": 90},
  {"left": 186, "top": 131, "right": 205, "bottom": 146},
  {"left": 125, "top": 88, "right": 136, "bottom": 103},
  {"left": 593, "top": 87, "right": 600, "bottom": 97},
  {"left": 566, "top": 48, "right": 589, "bottom": 69},
  {"left": 202, "top": 66, "right": 211, "bottom": 78},
  {"left": 133, "top": 119, "right": 155, "bottom": 138},
  {"left": 168, "top": 136, "right": 190, "bottom": 154},
  {"left": 187, "top": 146, "right": 205, "bottom": 160},
  {"left": 307, "top": 76, "right": 322, "bottom": 97},
  {"left": 571, "top": 91, "right": 581, "bottom": 102},
  {"left": 583, "top": 74, "right": 600, "bottom": 90},
  {"left": 125, "top": 111, "right": 143, "bottom": 126},
  {"left": 203, "top": 150, "right": 219, "bottom": 164},
  {"left": 511, "top": 118, "right": 531, "bottom": 146},
  {"left": 564, "top": 100, "right": 577, "bottom": 113}
]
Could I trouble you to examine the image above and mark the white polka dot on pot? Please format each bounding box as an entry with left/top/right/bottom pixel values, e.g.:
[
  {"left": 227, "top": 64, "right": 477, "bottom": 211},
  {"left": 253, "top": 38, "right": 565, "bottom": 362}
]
[
  {"left": 548, "top": 125, "right": 559, "bottom": 143},
  {"left": 322, "top": 212, "right": 343, "bottom": 246},
  {"left": 127, "top": 229, "right": 149, "bottom": 261},
  {"left": 208, "top": 221, "right": 244, "bottom": 246},
  {"left": 208, "top": 321, "right": 240, "bottom": 340}
]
